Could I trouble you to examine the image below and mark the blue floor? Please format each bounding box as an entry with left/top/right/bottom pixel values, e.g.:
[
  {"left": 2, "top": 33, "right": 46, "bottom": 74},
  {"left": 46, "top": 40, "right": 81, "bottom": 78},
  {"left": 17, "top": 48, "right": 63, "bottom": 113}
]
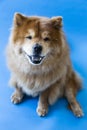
[{"left": 0, "top": 0, "right": 87, "bottom": 130}]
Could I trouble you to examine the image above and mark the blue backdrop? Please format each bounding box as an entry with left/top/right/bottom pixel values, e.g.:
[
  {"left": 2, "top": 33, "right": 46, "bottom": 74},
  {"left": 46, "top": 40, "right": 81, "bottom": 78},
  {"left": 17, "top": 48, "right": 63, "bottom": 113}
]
[{"left": 0, "top": 0, "right": 87, "bottom": 130}]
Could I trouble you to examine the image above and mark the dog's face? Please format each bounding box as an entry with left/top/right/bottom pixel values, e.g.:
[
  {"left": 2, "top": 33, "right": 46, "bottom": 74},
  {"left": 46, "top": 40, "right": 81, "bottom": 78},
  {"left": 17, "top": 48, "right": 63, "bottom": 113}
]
[{"left": 12, "top": 13, "right": 63, "bottom": 65}]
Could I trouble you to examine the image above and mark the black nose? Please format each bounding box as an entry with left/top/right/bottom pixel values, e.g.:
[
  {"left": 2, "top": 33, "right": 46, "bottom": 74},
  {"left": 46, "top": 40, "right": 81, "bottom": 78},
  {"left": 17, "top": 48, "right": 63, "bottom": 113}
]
[{"left": 33, "top": 43, "right": 42, "bottom": 55}]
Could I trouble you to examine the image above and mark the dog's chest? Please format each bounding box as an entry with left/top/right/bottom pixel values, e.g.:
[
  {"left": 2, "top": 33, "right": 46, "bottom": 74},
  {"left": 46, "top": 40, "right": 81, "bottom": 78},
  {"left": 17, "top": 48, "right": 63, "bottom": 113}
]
[
  {"left": 18, "top": 74, "right": 49, "bottom": 96},
  {"left": 17, "top": 66, "right": 66, "bottom": 96},
  {"left": 17, "top": 71, "right": 58, "bottom": 96},
  {"left": 22, "top": 77, "right": 44, "bottom": 96}
]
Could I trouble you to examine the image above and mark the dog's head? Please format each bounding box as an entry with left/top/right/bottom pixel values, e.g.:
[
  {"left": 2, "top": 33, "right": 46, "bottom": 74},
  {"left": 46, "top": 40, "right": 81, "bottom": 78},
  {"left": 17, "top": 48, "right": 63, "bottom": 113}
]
[{"left": 11, "top": 13, "right": 64, "bottom": 65}]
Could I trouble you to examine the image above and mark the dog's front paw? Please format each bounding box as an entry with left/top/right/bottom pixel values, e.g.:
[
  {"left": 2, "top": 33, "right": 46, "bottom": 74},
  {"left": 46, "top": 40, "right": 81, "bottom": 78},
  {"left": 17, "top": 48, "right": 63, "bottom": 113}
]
[
  {"left": 73, "top": 107, "right": 84, "bottom": 118},
  {"left": 36, "top": 107, "right": 48, "bottom": 117},
  {"left": 11, "top": 92, "right": 23, "bottom": 104}
]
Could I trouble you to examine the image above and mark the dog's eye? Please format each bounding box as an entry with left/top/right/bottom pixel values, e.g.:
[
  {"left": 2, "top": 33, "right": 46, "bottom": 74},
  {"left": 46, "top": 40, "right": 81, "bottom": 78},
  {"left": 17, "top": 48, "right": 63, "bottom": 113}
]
[
  {"left": 44, "top": 37, "right": 50, "bottom": 41},
  {"left": 26, "top": 36, "right": 32, "bottom": 40}
]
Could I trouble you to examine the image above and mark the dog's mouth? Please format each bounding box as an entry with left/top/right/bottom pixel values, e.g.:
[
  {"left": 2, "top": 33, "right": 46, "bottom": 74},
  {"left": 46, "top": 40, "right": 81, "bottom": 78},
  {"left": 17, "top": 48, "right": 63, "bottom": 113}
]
[
  {"left": 23, "top": 50, "right": 45, "bottom": 65},
  {"left": 28, "top": 55, "right": 45, "bottom": 65},
  {"left": 24, "top": 52, "right": 45, "bottom": 65}
]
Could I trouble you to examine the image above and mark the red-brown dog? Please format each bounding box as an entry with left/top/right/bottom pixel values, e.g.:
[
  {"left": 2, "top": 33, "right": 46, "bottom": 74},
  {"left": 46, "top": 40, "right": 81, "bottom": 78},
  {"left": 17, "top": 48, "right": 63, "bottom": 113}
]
[{"left": 6, "top": 13, "right": 84, "bottom": 117}]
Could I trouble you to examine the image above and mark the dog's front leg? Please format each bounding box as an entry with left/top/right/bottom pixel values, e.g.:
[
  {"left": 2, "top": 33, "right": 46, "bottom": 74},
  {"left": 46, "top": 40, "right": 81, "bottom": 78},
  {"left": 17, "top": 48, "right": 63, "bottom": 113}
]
[
  {"left": 9, "top": 75, "right": 24, "bottom": 104},
  {"left": 36, "top": 90, "right": 49, "bottom": 116},
  {"left": 11, "top": 87, "right": 24, "bottom": 104},
  {"left": 36, "top": 81, "right": 63, "bottom": 116}
]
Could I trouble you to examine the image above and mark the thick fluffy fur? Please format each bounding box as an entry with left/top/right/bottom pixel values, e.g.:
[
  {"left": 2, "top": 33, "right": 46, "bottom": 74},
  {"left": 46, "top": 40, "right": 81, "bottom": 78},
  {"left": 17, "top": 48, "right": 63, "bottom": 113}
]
[{"left": 6, "top": 13, "right": 83, "bottom": 117}]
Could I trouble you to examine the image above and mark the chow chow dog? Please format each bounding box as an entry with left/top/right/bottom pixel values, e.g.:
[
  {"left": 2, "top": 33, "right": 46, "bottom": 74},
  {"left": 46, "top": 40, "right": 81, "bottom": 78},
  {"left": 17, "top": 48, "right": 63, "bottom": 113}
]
[{"left": 6, "top": 13, "right": 84, "bottom": 117}]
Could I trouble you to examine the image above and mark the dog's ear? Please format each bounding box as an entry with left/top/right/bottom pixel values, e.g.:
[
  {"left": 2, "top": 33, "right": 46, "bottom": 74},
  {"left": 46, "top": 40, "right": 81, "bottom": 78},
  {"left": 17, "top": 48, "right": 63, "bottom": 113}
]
[
  {"left": 51, "top": 16, "right": 63, "bottom": 29},
  {"left": 13, "top": 13, "right": 26, "bottom": 27}
]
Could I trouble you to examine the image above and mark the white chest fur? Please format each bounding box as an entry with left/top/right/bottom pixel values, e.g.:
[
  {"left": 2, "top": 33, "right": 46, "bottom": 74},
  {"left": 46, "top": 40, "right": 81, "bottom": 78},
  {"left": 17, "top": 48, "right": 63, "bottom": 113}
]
[{"left": 16, "top": 64, "right": 66, "bottom": 97}]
